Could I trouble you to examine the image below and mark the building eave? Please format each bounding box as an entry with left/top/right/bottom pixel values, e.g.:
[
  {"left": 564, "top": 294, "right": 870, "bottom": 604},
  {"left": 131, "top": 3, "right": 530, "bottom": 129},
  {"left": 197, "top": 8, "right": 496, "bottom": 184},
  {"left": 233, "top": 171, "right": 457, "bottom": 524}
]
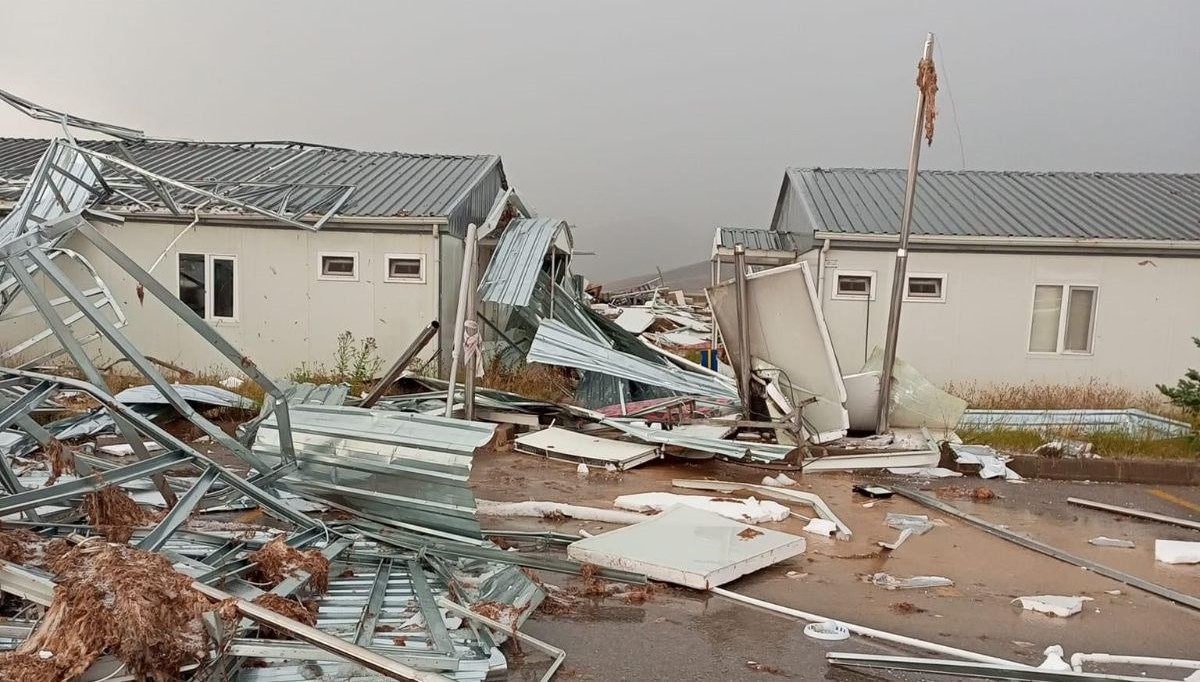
[{"left": 815, "top": 231, "right": 1200, "bottom": 257}]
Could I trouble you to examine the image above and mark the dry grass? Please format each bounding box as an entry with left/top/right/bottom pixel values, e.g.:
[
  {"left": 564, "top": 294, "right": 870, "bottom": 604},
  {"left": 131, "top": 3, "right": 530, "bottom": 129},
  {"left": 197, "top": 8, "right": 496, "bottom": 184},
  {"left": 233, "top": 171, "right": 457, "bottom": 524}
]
[
  {"left": 944, "top": 379, "right": 1193, "bottom": 422},
  {"left": 248, "top": 536, "right": 330, "bottom": 594},
  {"left": 958, "top": 426, "right": 1199, "bottom": 461},
  {"left": 84, "top": 486, "right": 161, "bottom": 544},
  {"left": 252, "top": 593, "right": 319, "bottom": 638},
  {"left": 478, "top": 360, "right": 577, "bottom": 403},
  {"left": 0, "top": 541, "right": 219, "bottom": 682},
  {"left": 40, "top": 365, "right": 267, "bottom": 413}
]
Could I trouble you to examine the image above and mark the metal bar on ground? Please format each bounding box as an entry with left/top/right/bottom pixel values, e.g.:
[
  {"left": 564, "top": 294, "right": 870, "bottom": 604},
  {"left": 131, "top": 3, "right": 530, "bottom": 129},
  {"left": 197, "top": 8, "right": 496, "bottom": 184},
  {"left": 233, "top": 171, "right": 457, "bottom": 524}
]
[
  {"left": 137, "top": 466, "right": 221, "bottom": 551},
  {"left": 1067, "top": 497, "right": 1200, "bottom": 532},
  {"left": 0, "top": 450, "right": 190, "bottom": 516},
  {"left": 439, "top": 598, "right": 566, "bottom": 682},
  {"left": 409, "top": 560, "right": 456, "bottom": 656},
  {"left": 893, "top": 486, "right": 1200, "bottom": 611},
  {"left": 826, "top": 652, "right": 1178, "bottom": 682},
  {"left": 354, "top": 558, "right": 393, "bottom": 647},
  {"left": 361, "top": 321, "right": 440, "bottom": 408},
  {"left": 713, "top": 587, "right": 1021, "bottom": 666}
]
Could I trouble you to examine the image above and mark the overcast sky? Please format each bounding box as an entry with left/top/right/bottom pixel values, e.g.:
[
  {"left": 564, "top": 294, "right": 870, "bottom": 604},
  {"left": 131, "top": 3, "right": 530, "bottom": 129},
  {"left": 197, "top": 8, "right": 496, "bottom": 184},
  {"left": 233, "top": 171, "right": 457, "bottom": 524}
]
[{"left": 2, "top": 1, "right": 1197, "bottom": 280}]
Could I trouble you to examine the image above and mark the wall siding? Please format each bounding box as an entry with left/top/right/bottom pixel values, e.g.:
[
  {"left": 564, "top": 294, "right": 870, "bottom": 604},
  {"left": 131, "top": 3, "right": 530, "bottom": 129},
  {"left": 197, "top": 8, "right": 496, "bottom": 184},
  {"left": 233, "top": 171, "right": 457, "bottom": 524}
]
[
  {"left": 4, "top": 220, "right": 443, "bottom": 377},
  {"left": 819, "top": 248, "right": 1200, "bottom": 390}
]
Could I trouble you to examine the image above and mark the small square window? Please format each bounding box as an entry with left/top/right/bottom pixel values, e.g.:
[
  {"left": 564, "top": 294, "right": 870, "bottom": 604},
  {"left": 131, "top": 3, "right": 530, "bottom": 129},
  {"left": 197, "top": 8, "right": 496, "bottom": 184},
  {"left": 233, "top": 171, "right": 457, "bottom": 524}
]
[
  {"left": 832, "top": 271, "right": 875, "bottom": 300},
  {"left": 385, "top": 254, "right": 425, "bottom": 283},
  {"left": 318, "top": 252, "right": 358, "bottom": 281},
  {"left": 178, "top": 253, "right": 237, "bottom": 321},
  {"left": 905, "top": 273, "right": 946, "bottom": 302},
  {"left": 1028, "top": 283, "right": 1098, "bottom": 354}
]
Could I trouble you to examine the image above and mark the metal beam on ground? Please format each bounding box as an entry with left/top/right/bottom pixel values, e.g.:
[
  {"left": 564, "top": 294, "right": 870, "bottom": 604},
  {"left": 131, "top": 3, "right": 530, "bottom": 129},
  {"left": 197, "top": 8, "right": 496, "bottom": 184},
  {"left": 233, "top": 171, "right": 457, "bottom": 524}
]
[
  {"left": 137, "top": 466, "right": 221, "bottom": 551},
  {"left": 71, "top": 220, "right": 297, "bottom": 465},
  {"left": 5, "top": 255, "right": 178, "bottom": 505},
  {"left": 26, "top": 247, "right": 274, "bottom": 473},
  {"left": 354, "top": 558, "right": 393, "bottom": 647},
  {"left": 0, "top": 449, "right": 190, "bottom": 516},
  {"left": 893, "top": 486, "right": 1200, "bottom": 611}
]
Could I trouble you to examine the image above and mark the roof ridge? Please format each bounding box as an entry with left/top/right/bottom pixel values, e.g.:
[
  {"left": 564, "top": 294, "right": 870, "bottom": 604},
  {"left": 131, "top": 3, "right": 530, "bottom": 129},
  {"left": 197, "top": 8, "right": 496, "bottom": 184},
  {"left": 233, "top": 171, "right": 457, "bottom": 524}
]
[
  {"left": 0, "top": 136, "right": 495, "bottom": 160},
  {"left": 788, "top": 166, "right": 1200, "bottom": 178}
]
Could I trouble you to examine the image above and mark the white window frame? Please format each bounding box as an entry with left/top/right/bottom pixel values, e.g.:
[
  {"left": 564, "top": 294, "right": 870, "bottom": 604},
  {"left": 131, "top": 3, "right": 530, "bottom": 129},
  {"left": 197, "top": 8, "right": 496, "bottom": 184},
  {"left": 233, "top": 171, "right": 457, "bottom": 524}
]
[
  {"left": 383, "top": 253, "right": 426, "bottom": 284},
  {"left": 177, "top": 252, "right": 239, "bottom": 322},
  {"left": 1026, "top": 283, "right": 1098, "bottom": 356},
  {"left": 317, "top": 251, "right": 359, "bottom": 281},
  {"left": 904, "top": 272, "right": 947, "bottom": 303},
  {"left": 832, "top": 270, "right": 876, "bottom": 301}
]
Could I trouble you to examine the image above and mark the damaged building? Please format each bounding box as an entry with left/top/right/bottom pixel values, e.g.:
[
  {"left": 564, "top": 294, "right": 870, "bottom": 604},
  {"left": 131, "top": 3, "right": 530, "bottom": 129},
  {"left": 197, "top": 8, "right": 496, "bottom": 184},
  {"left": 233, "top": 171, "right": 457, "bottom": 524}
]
[
  {"left": 0, "top": 136, "right": 509, "bottom": 374},
  {"left": 716, "top": 167, "right": 1200, "bottom": 390}
]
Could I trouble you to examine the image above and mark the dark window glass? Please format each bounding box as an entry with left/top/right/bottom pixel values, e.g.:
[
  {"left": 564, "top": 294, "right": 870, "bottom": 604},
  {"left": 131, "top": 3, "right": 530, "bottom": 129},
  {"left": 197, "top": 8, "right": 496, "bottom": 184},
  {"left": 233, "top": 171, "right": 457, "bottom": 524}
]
[
  {"left": 388, "top": 257, "right": 422, "bottom": 279},
  {"left": 907, "top": 276, "right": 943, "bottom": 298},
  {"left": 213, "top": 258, "right": 235, "bottom": 318},
  {"left": 178, "top": 253, "right": 206, "bottom": 317},
  {"left": 837, "top": 275, "right": 871, "bottom": 295},
  {"left": 322, "top": 256, "right": 356, "bottom": 276}
]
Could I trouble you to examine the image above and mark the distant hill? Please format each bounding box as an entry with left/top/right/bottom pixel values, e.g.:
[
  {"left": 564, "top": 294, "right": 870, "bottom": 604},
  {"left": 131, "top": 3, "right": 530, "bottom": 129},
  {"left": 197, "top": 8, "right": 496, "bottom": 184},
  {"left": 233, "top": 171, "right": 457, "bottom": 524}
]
[{"left": 604, "top": 260, "right": 713, "bottom": 293}]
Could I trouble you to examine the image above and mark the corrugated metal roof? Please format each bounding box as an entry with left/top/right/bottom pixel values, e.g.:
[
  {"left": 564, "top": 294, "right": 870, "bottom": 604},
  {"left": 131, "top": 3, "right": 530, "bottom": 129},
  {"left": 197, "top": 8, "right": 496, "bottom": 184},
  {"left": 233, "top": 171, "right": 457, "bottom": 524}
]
[
  {"left": 252, "top": 404, "right": 496, "bottom": 541},
  {"left": 0, "top": 137, "right": 502, "bottom": 219},
  {"left": 785, "top": 167, "right": 1200, "bottom": 241},
  {"left": 527, "top": 318, "right": 739, "bottom": 400},
  {"left": 716, "top": 227, "right": 808, "bottom": 252},
  {"left": 478, "top": 218, "right": 565, "bottom": 306}
]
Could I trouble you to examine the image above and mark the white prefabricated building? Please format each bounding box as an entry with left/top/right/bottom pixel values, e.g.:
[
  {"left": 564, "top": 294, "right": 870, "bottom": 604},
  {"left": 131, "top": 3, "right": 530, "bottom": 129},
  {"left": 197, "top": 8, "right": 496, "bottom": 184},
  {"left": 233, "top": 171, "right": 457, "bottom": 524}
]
[
  {"left": 0, "top": 138, "right": 510, "bottom": 376},
  {"left": 715, "top": 167, "right": 1200, "bottom": 391}
]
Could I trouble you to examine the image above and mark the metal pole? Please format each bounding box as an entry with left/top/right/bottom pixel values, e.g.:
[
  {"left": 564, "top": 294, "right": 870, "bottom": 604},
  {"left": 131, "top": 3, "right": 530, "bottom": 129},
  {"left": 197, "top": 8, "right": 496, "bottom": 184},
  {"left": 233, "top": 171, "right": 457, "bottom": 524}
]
[
  {"left": 463, "top": 239, "right": 480, "bottom": 421},
  {"left": 709, "top": 258, "right": 719, "bottom": 365},
  {"left": 876, "top": 32, "right": 935, "bottom": 435},
  {"left": 444, "top": 224, "right": 477, "bottom": 417},
  {"left": 733, "top": 244, "right": 752, "bottom": 420},
  {"left": 360, "top": 321, "right": 440, "bottom": 408}
]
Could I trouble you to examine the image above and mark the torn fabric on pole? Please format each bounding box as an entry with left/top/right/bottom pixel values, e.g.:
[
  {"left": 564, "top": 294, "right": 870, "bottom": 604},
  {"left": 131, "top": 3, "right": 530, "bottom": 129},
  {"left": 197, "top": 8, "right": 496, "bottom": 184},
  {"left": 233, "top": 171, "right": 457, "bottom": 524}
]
[
  {"left": 527, "top": 318, "right": 739, "bottom": 400},
  {"left": 708, "top": 261, "right": 849, "bottom": 442}
]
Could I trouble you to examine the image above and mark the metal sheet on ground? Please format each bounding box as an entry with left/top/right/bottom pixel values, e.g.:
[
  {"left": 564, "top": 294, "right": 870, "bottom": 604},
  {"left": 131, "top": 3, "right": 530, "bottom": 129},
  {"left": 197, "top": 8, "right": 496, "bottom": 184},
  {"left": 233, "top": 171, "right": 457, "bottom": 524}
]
[{"left": 566, "top": 505, "right": 805, "bottom": 589}]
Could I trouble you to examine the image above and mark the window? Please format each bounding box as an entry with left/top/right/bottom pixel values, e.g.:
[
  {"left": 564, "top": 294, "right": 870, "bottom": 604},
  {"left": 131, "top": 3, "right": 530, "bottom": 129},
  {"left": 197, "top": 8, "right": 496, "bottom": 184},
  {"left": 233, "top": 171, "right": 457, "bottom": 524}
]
[
  {"left": 384, "top": 254, "right": 425, "bottom": 283},
  {"left": 905, "top": 273, "right": 946, "bottom": 302},
  {"left": 318, "top": 252, "right": 358, "bottom": 281},
  {"left": 177, "top": 253, "right": 237, "bottom": 321},
  {"left": 1028, "top": 284, "right": 1097, "bottom": 354},
  {"left": 833, "top": 271, "right": 876, "bottom": 300}
]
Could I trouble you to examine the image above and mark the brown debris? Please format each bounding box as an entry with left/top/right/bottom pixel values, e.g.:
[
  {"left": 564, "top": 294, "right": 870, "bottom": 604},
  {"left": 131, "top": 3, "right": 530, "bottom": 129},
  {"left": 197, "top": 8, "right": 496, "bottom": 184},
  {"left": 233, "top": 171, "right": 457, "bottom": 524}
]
[
  {"left": 739, "top": 662, "right": 787, "bottom": 677},
  {"left": 917, "top": 56, "right": 938, "bottom": 145},
  {"left": 737, "top": 528, "right": 763, "bottom": 541},
  {"left": 43, "top": 439, "right": 74, "bottom": 486},
  {"left": 248, "top": 536, "right": 330, "bottom": 594},
  {"left": 83, "top": 486, "right": 159, "bottom": 544},
  {"left": 0, "top": 527, "right": 44, "bottom": 564},
  {"left": 890, "top": 601, "right": 927, "bottom": 615},
  {"left": 252, "top": 593, "right": 318, "bottom": 638},
  {"left": 938, "top": 486, "right": 998, "bottom": 502},
  {"left": 0, "top": 541, "right": 218, "bottom": 682},
  {"left": 391, "top": 635, "right": 408, "bottom": 646}
]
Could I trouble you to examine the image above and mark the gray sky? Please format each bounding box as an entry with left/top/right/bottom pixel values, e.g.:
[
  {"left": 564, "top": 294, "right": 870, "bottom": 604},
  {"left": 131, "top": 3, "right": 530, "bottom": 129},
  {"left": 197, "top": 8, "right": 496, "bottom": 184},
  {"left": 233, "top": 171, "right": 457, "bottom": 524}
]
[{"left": 2, "top": 1, "right": 1197, "bottom": 280}]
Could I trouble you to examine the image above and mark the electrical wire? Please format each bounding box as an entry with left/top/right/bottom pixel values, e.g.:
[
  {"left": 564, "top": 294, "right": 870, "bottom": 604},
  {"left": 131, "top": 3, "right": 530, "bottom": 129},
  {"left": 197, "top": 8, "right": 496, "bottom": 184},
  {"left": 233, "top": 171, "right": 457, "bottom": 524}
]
[{"left": 934, "top": 39, "right": 967, "bottom": 170}]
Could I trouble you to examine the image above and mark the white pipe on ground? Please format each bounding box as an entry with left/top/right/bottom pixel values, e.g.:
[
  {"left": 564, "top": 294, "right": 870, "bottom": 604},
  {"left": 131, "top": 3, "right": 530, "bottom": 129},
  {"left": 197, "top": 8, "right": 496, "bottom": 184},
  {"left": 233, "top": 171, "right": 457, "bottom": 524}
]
[
  {"left": 712, "top": 587, "right": 1024, "bottom": 667},
  {"left": 1070, "top": 653, "right": 1200, "bottom": 673},
  {"left": 476, "top": 499, "right": 652, "bottom": 525}
]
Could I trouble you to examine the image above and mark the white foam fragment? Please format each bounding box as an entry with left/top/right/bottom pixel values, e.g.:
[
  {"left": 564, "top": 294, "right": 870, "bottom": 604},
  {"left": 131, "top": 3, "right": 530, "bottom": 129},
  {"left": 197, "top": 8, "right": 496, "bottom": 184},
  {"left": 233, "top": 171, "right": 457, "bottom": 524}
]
[
  {"left": 1012, "top": 595, "right": 1092, "bottom": 617},
  {"left": 1155, "top": 539, "right": 1200, "bottom": 564}
]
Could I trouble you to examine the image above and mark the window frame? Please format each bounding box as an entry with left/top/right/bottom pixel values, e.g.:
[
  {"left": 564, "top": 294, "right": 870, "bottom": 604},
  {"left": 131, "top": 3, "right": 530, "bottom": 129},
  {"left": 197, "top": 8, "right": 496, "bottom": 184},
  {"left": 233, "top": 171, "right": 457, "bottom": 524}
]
[
  {"left": 831, "top": 270, "right": 877, "bottom": 301},
  {"left": 383, "top": 253, "right": 426, "bottom": 284},
  {"left": 1026, "top": 283, "right": 1098, "bottom": 356},
  {"left": 317, "top": 251, "right": 360, "bottom": 282},
  {"left": 176, "top": 252, "right": 239, "bottom": 322},
  {"left": 903, "top": 272, "right": 947, "bottom": 303}
]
